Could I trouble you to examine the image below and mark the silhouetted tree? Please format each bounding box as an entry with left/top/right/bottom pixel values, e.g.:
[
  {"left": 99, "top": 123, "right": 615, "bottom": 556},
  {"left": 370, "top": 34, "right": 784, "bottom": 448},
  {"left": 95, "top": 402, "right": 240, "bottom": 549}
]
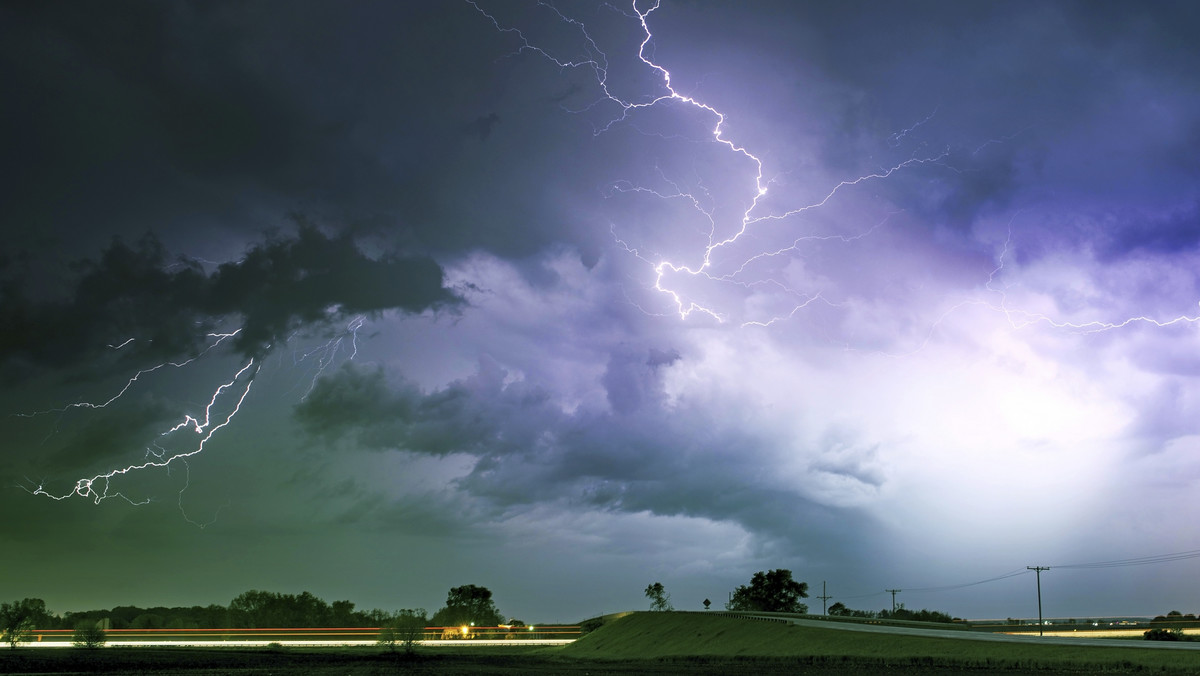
[
  {"left": 878, "top": 605, "right": 955, "bottom": 624},
  {"left": 1, "top": 598, "right": 49, "bottom": 648},
  {"left": 826, "top": 602, "right": 875, "bottom": 618},
  {"left": 228, "top": 590, "right": 343, "bottom": 628},
  {"left": 430, "top": 585, "right": 504, "bottom": 628},
  {"left": 331, "top": 600, "right": 357, "bottom": 627},
  {"left": 130, "top": 612, "right": 164, "bottom": 629},
  {"left": 644, "top": 582, "right": 673, "bottom": 611},
  {"left": 1151, "top": 610, "right": 1198, "bottom": 631},
  {"left": 726, "top": 569, "right": 808, "bottom": 613},
  {"left": 1145, "top": 627, "right": 1184, "bottom": 641}
]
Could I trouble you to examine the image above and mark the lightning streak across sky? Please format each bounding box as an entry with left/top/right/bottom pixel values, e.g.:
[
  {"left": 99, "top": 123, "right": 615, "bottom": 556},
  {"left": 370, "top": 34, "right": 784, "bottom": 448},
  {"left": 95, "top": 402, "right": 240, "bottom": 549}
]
[
  {"left": 14, "top": 330, "right": 241, "bottom": 419},
  {"left": 18, "top": 315, "right": 368, "bottom": 520},
  {"left": 471, "top": 0, "right": 1200, "bottom": 338},
  {"left": 26, "top": 358, "right": 256, "bottom": 506},
  {"left": 293, "top": 315, "right": 366, "bottom": 399},
  {"left": 470, "top": 0, "right": 956, "bottom": 325},
  {"left": 982, "top": 227, "right": 1200, "bottom": 334}
]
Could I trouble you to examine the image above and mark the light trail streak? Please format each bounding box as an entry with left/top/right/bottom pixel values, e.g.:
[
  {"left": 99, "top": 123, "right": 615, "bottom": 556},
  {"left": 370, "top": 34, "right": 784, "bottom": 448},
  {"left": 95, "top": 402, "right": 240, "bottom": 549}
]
[
  {"left": 17, "top": 639, "right": 575, "bottom": 648},
  {"left": 16, "top": 625, "right": 581, "bottom": 648}
]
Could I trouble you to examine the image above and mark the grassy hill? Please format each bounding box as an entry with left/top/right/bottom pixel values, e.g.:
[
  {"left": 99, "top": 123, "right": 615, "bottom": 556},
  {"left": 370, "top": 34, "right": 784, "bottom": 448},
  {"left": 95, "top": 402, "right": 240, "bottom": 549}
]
[{"left": 562, "top": 611, "right": 1200, "bottom": 672}]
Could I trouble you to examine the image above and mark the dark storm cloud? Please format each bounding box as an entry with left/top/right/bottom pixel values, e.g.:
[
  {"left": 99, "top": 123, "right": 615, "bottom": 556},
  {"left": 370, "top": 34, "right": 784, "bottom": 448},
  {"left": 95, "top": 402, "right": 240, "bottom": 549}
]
[
  {"left": 296, "top": 357, "right": 551, "bottom": 457},
  {"left": 205, "top": 225, "right": 461, "bottom": 356},
  {"left": 0, "top": 225, "right": 459, "bottom": 376},
  {"left": 0, "top": 0, "right": 614, "bottom": 266},
  {"left": 0, "top": 234, "right": 210, "bottom": 377},
  {"left": 24, "top": 396, "right": 178, "bottom": 474},
  {"left": 296, "top": 357, "right": 876, "bottom": 557},
  {"left": 666, "top": 0, "right": 1200, "bottom": 248}
]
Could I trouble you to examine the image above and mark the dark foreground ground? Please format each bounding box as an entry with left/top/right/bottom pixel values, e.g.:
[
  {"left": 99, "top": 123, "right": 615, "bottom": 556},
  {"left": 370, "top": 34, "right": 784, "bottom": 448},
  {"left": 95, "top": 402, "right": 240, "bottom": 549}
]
[{"left": 0, "top": 648, "right": 1193, "bottom": 676}]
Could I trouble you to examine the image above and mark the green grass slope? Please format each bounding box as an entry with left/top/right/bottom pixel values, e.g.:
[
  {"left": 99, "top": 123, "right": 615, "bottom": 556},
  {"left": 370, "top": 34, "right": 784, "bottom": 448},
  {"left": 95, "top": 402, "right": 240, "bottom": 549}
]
[
  {"left": 562, "top": 611, "right": 1200, "bottom": 672},
  {"left": 566, "top": 612, "right": 810, "bottom": 658}
]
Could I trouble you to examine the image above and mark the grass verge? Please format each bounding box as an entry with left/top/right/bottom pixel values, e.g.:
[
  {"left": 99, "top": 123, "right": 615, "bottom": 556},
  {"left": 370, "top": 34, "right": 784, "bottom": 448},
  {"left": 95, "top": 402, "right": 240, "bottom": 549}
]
[{"left": 563, "top": 611, "right": 1200, "bottom": 672}]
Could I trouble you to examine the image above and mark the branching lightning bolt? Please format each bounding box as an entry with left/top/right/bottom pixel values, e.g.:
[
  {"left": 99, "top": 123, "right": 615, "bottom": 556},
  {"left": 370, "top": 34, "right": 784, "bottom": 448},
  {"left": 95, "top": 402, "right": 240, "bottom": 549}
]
[
  {"left": 14, "top": 330, "right": 241, "bottom": 421},
  {"left": 293, "top": 314, "right": 365, "bottom": 400},
  {"left": 25, "top": 358, "right": 256, "bottom": 506},
  {"left": 888, "top": 217, "right": 1200, "bottom": 359},
  {"left": 470, "top": 0, "right": 950, "bottom": 325},
  {"left": 472, "top": 1, "right": 1199, "bottom": 339},
  {"left": 981, "top": 225, "right": 1200, "bottom": 335},
  {"left": 18, "top": 314, "right": 367, "bottom": 523}
]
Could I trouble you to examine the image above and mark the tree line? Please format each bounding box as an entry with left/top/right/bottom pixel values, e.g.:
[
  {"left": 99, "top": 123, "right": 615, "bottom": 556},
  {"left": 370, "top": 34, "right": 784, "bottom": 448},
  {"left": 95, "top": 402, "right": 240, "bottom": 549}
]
[
  {"left": 828, "top": 602, "right": 956, "bottom": 624},
  {"left": 644, "top": 569, "right": 955, "bottom": 623},
  {"left": 2, "top": 591, "right": 387, "bottom": 632},
  {"left": 645, "top": 569, "right": 811, "bottom": 614},
  {"left": 2, "top": 583, "right": 511, "bottom": 648}
]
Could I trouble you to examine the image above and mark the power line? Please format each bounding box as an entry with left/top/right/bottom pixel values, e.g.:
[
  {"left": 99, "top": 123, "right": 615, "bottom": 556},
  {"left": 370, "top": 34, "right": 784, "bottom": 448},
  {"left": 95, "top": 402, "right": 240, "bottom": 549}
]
[
  {"left": 835, "top": 547, "right": 1200, "bottom": 604},
  {"left": 901, "top": 569, "right": 1031, "bottom": 593},
  {"left": 1027, "top": 566, "right": 1049, "bottom": 636},
  {"left": 1053, "top": 549, "right": 1200, "bottom": 569},
  {"left": 814, "top": 581, "right": 833, "bottom": 615},
  {"left": 840, "top": 569, "right": 1030, "bottom": 600},
  {"left": 837, "top": 589, "right": 887, "bottom": 601},
  {"left": 886, "top": 589, "right": 902, "bottom": 613}
]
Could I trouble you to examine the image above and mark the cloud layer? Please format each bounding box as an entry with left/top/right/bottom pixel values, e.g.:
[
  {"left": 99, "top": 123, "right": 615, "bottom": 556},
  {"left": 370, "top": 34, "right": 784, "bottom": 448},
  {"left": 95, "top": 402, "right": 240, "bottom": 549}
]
[{"left": 2, "top": 0, "right": 1199, "bottom": 621}]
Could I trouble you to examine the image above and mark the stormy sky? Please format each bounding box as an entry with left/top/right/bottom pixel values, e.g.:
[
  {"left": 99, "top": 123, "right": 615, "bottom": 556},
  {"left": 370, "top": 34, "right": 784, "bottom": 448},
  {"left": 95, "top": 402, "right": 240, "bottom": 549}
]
[{"left": 3, "top": 0, "right": 1199, "bottom": 623}]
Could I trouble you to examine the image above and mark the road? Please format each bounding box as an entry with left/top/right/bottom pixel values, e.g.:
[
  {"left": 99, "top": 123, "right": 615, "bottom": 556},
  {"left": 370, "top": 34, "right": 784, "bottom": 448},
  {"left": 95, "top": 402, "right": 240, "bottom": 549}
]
[
  {"left": 734, "top": 614, "right": 1200, "bottom": 650},
  {"left": 19, "top": 639, "right": 574, "bottom": 648},
  {"left": 17, "top": 626, "right": 578, "bottom": 648}
]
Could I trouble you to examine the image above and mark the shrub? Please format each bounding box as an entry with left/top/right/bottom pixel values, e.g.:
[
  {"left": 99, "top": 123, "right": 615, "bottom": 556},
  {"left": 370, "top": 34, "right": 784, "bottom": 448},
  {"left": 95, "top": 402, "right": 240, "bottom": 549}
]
[
  {"left": 579, "top": 616, "right": 607, "bottom": 635},
  {"left": 1144, "top": 627, "right": 1184, "bottom": 641},
  {"left": 72, "top": 622, "right": 107, "bottom": 649},
  {"left": 379, "top": 609, "right": 427, "bottom": 654}
]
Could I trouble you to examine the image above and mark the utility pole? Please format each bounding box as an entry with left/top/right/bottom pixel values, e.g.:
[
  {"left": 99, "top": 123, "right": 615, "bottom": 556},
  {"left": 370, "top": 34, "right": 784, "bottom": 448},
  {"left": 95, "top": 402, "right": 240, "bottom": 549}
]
[
  {"left": 816, "top": 581, "right": 833, "bottom": 615},
  {"left": 886, "top": 589, "right": 901, "bottom": 614},
  {"left": 1027, "top": 567, "right": 1049, "bottom": 636}
]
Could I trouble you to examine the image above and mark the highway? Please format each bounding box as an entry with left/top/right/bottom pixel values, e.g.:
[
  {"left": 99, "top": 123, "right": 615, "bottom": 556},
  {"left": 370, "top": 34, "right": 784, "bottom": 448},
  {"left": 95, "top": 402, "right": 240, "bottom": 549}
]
[
  {"left": 16, "top": 626, "right": 579, "bottom": 648},
  {"left": 19, "top": 639, "right": 575, "bottom": 648},
  {"left": 732, "top": 613, "right": 1200, "bottom": 650}
]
